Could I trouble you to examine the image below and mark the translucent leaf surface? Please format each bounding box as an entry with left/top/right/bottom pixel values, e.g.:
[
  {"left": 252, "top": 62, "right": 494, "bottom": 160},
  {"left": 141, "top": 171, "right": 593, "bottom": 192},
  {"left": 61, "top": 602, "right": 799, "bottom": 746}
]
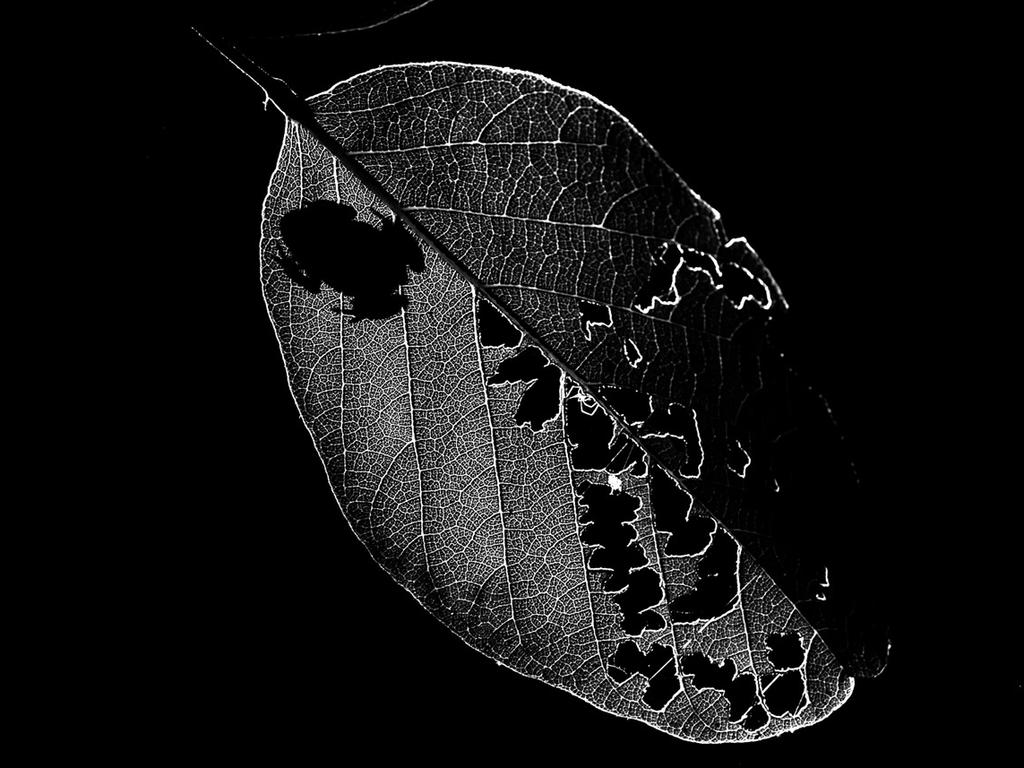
[{"left": 259, "top": 62, "right": 879, "bottom": 742}]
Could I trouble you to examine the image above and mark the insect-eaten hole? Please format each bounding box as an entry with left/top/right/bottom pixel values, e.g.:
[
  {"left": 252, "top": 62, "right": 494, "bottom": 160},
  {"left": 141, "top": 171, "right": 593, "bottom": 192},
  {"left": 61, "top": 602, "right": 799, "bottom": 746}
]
[
  {"left": 608, "top": 640, "right": 680, "bottom": 710},
  {"left": 274, "top": 200, "right": 425, "bottom": 321},
  {"left": 579, "top": 300, "right": 612, "bottom": 341},
  {"left": 680, "top": 654, "right": 767, "bottom": 731},
  {"left": 487, "top": 346, "right": 560, "bottom": 431},
  {"left": 564, "top": 386, "right": 647, "bottom": 478},
  {"left": 599, "top": 386, "right": 652, "bottom": 427},
  {"left": 760, "top": 669, "right": 808, "bottom": 717},
  {"left": 476, "top": 297, "right": 522, "bottom": 348},
  {"left": 766, "top": 632, "right": 805, "bottom": 670},
  {"left": 578, "top": 481, "right": 665, "bottom": 635}
]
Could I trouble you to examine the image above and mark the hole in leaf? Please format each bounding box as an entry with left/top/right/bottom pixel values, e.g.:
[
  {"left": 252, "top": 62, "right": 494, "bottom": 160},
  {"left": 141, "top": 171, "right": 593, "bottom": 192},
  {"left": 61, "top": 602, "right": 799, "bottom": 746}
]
[
  {"left": 679, "top": 654, "right": 760, "bottom": 727},
  {"left": 766, "top": 632, "right": 805, "bottom": 670},
  {"left": 599, "top": 386, "right": 652, "bottom": 426},
  {"left": 762, "top": 669, "right": 807, "bottom": 717},
  {"left": 276, "top": 200, "right": 424, "bottom": 320},
  {"left": 579, "top": 300, "right": 612, "bottom": 340},
  {"left": 476, "top": 297, "right": 522, "bottom": 348},
  {"left": 488, "top": 347, "right": 560, "bottom": 430},
  {"left": 743, "top": 704, "right": 770, "bottom": 731},
  {"left": 578, "top": 482, "right": 665, "bottom": 635},
  {"left": 608, "top": 640, "right": 680, "bottom": 710},
  {"left": 565, "top": 389, "right": 647, "bottom": 477}
]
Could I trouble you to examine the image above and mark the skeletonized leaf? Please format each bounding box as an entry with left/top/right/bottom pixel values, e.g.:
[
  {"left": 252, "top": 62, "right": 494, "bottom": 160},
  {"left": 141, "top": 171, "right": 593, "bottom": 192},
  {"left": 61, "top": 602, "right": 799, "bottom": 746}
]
[{"left": 259, "top": 62, "right": 879, "bottom": 742}]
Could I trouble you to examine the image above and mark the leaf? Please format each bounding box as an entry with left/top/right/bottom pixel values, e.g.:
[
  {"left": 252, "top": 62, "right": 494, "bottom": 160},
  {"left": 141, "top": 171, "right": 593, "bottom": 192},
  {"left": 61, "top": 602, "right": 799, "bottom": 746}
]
[{"left": 258, "top": 62, "right": 882, "bottom": 743}]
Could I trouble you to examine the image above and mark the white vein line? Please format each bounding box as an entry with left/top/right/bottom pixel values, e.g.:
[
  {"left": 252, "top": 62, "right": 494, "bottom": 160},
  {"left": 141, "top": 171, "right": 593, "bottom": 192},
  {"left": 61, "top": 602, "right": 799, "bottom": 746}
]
[
  {"left": 369, "top": 442, "right": 414, "bottom": 513},
  {"left": 474, "top": 91, "right": 546, "bottom": 140},
  {"left": 333, "top": 156, "right": 346, "bottom": 499},
  {"left": 638, "top": 483, "right": 686, "bottom": 711},
  {"left": 405, "top": 205, "right": 671, "bottom": 242},
  {"left": 734, "top": 540, "right": 769, "bottom": 721},
  {"left": 400, "top": 289, "right": 429, "bottom": 574},
  {"left": 559, "top": 373, "right": 605, "bottom": 669},
  {"left": 599, "top": 184, "right": 656, "bottom": 227},
  {"left": 471, "top": 286, "right": 522, "bottom": 645},
  {"left": 349, "top": 139, "right": 609, "bottom": 156},
  {"left": 315, "top": 77, "right": 514, "bottom": 116},
  {"left": 288, "top": 121, "right": 301, "bottom": 432},
  {"left": 734, "top": 544, "right": 758, "bottom": 675}
]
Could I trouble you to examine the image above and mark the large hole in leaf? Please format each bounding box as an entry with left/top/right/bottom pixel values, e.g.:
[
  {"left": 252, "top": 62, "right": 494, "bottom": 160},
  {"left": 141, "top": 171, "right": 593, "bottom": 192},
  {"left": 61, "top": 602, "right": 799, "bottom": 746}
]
[
  {"left": 608, "top": 640, "right": 680, "bottom": 710},
  {"left": 766, "top": 632, "right": 805, "bottom": 670},
  {"left": 275, "top": 200, "right": 425, "bottom": 320},
  {"left": 476, "top": 297, "right": 522, "bottom": 348},
  {"left": 578, "top": 300, "right": 612, "bottom": 340},
  {"left": 487, "top": 346, "right": 560, "bottom": 430},
  {"left": 599, "top": 386, "right": 652, "bottom": 426},
  {"left": 679, "top": 654, "right": 766, "bottom": 731},
  {"left": 565, "top": 388, "right": 647, "bottom": 477},
  {"left": 761, "top": 669, "right": 807, "bottom": 717},
  {"left": 578, "top": 482, "right": 665, "bottom": 635}
]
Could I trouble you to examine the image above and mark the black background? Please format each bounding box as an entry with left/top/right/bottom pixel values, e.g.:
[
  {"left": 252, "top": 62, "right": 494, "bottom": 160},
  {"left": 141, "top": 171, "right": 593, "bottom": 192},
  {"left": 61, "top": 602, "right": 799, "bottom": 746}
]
[{"left": 134, "top": 2, "right": 1005, "bottom": 762}]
